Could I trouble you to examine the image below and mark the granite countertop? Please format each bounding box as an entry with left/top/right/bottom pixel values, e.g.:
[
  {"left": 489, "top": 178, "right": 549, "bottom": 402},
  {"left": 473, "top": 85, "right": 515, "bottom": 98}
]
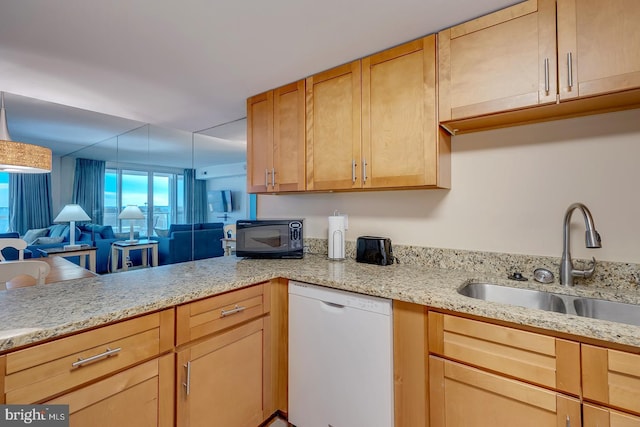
[{"left": 1, "top": 254, "right": 639, "bottom": 352}]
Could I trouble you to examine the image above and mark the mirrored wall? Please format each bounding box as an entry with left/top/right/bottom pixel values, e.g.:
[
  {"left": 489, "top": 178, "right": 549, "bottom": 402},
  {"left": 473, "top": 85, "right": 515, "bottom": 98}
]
[{"left": 4, "top": 92, "right": 247, "bottom": 270}]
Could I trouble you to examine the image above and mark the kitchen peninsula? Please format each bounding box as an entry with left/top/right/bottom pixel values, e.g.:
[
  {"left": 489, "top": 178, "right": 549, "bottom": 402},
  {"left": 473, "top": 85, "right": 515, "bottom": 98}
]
[
  {"left": 1, "top": 248, "right": 640, "bottom": 426},
  {"left": 2, "top": 252, "right": 640, "bottom": 350}
]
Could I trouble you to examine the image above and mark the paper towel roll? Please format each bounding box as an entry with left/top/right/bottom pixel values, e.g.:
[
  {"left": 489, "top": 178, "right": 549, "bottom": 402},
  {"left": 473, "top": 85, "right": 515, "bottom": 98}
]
[{"left": 328, "top": 215, "right": 346, "bottom": 260}]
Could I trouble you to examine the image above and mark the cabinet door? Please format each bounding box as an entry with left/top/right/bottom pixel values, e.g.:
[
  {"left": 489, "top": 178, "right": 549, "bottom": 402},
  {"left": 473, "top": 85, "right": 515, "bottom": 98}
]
[
  {"left": 177, "top": 318, "right": 266, "bottom": 427},
  {"left": 45, "top": 355, "right": 174, "bottom": 427},
  {"left": 429, "top": 356, "right": 581, "bottom": 427},
  {"left": 584, "top": 403, "right": 640, "bottom": 427},
  {"left": 247, "top": 91, "right": 274, "bottom": 193},
  {"left": 582, "top": 344, "right": 640, "bottom": 415},
  {"left": 273, "top": 80, "right": 306, "bottom": 192},
  {"left": 438, "top": 0, "right": 557, "bottom": 122},
  {"left": 362, "top": 35, "right": 448, "bottom": 189},
  {"left": 558, "top": 0, "right": 640, "bottom": 100},
  {"left": 306, "top": 60, "right": 362, "bottom": 191}
]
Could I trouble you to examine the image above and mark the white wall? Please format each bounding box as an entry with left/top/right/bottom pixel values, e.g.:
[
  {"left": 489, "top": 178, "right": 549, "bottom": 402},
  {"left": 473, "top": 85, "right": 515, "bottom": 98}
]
[{"left": 257, "top": 109, "right": 640, "bottom": 263}]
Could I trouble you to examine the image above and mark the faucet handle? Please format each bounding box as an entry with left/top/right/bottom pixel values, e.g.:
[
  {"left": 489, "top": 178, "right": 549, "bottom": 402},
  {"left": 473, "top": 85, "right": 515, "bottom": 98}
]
[{"left": 574, "top": 257, "right": 597, "bottom": 279}]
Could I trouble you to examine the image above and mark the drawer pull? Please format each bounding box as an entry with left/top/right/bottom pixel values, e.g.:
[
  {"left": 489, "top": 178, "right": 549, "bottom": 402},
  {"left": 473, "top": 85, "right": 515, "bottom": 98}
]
[
  {"left": 72, "top": 347, "right": 121, "bottom": 368},
  {"left": 221, "top": 304, "right": 246, "bottom": 317}
]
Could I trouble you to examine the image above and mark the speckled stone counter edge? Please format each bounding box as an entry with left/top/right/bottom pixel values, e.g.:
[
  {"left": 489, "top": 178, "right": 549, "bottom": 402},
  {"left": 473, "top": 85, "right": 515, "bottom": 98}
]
[
  {"left": 1, "top": 243, "right": 640, "bottom": 352},
  {"left": 305, "top": 238, "right": 640, "bottom": 291}
]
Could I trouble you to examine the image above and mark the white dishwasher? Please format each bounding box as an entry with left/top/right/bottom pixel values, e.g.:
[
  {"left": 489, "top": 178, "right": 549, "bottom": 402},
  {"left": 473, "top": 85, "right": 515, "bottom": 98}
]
[{"left": 288, "top": 281, "right": 394, "bottom": 427}]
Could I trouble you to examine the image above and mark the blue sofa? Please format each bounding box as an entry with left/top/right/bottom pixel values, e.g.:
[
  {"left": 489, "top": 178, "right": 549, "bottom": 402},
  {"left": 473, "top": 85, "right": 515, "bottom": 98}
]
[
  {"left": 151, "top": 222, "right": 225, "bottom": 265},
  {"left": 16, "top": 223, "right": 141, "bottom": 274}
]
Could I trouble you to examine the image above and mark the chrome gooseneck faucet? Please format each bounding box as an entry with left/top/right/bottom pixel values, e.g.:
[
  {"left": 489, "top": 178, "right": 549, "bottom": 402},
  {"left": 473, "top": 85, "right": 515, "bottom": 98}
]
[{"left": 560, "top": 203, "right": 602, "bottom": 286}]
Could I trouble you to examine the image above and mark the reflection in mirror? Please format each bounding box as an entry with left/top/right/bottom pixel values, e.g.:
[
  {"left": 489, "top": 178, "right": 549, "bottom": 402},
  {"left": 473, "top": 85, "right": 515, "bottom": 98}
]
[
  {"left": 2, "top": 91, "right": 248, "bottom": 273},
  {"left": 193, "top": 118, "right": 248, "bottom": 229}
]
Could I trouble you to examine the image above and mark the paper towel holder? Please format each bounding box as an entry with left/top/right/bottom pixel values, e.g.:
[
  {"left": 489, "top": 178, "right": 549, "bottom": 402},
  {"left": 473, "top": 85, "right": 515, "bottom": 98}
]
[{"left": 328, "top": 210, "right": 347, "bottom": 261}]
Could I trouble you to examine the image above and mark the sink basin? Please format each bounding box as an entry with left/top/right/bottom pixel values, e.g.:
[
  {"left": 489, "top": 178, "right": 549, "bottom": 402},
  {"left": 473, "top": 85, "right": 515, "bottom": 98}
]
[
  {"left": 573, "top": 297, "right": 640, "bottom": 326},
  {"left": 458, "top": 282, "right": 567, "bottom": 313},
  {"left": 458, "top": 282, "right": 640, "bottom": 327}
]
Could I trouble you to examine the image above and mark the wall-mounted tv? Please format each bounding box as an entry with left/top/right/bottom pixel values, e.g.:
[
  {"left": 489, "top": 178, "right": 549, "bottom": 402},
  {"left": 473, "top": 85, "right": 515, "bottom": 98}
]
[{"left": 207, "top": 190, "right": 233, "bottom": 213}]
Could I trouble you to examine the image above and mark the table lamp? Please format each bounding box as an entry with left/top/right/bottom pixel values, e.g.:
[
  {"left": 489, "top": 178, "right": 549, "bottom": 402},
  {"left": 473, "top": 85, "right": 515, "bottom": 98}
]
[
  {"left": 54, "top": 204, "right": 91, "bottom": 250},
  {"left": 118, "top": 205, "right": 144, "bottom": 243}
]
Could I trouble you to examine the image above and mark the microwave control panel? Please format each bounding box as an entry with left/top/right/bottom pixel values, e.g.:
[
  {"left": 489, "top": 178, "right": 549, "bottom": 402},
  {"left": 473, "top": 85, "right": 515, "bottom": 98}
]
[{"left": 290, "top": 221, "right": 303, "bottom": 249}]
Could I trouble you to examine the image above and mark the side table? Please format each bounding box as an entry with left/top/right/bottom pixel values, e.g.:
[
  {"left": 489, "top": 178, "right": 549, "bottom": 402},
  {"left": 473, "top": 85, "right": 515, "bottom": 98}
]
[
  {"left": 111, "top": 239, "right": 159, "bottom": 273},
  {"left": 37, "top": 245, "right": 97, "bottom": 273}
]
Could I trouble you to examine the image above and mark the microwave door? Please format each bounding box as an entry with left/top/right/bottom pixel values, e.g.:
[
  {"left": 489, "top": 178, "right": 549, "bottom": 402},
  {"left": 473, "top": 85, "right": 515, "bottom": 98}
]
[{"left": 246, "top": 229, "right": 287, "bottom": 251}]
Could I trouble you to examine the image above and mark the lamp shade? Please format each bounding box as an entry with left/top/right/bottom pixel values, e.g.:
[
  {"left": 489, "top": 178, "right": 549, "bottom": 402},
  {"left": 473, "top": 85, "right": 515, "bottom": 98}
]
[
  {"left": 0, "top": 92, "right": 52, "bottom": 173},
  {"left": 54, "top": 204, "right": 91, "bottom": 222},
  {"left": 118, "top": 205, "right": 145, "bottom": 220}
]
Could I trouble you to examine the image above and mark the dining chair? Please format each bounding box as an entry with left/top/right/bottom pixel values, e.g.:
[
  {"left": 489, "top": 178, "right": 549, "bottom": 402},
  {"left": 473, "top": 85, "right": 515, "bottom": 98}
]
[
  {"left": 1, "top": 260, "right": 51, "bottom": 290},
  {"left": 0, "top": 238, "right": 28, "bottom": 261}
]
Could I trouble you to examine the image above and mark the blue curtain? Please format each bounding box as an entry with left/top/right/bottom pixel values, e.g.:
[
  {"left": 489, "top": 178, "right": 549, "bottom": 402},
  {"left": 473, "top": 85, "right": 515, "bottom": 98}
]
[
  {"left": 9, "top": 173, "right": 53, "bottom": 234},
  {"left": 184, "top": 169, "right": 207, "bottom": 224},
  {"left": 72, "top": 158, "right": 105, "bottom": 224}
]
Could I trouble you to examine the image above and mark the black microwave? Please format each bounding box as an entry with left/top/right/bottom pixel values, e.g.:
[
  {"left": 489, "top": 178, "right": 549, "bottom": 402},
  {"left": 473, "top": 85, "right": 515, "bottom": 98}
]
[{"left": 236, "top": 219, "right": 304, "bottom": 259}]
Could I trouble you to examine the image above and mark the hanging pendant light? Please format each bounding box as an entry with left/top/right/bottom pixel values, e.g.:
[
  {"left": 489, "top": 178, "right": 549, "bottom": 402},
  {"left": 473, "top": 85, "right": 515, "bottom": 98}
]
[{"left": 0, "top": 92, "right": 52, "bottom": 173}]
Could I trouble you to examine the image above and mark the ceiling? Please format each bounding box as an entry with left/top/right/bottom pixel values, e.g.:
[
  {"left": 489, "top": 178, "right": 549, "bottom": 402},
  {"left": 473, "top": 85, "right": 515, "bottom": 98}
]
[{"left": 0, "top": 0, "right": 522, "bottom": 167}]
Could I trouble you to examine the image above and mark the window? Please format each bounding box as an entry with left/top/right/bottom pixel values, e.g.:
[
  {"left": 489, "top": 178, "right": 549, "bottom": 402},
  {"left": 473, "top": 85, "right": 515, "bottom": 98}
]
[
  {"left": 0, "top": 172, "right": 8, "bottom": 232},
  {"left": 105, "top": 168, "right": 184, "bottom": 236}
]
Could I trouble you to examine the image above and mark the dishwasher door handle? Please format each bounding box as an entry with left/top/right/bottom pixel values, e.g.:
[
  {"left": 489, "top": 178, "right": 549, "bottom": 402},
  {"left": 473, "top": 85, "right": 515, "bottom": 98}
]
[{"left": 321, "top": 301, "right": 345, "bottom": 309}]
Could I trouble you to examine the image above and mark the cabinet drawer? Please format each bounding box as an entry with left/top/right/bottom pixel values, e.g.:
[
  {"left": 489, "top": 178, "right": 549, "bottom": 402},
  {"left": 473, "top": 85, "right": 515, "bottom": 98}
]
[
  {"left": 583, "top": 344, "right": 640, "bottom": 415},
  {"left": 428, "top": 312, "right": 580, "bottom": 395},
  {"left": 176, "top": 283, "right": 269, "bottom": 346},
  {"left": 583, "top": 403, "right": 640, "bottom": 427},
  {"left": 4, "top": 309, "right": 174, "bottom": 404},
  {"left": 45, "top": 353, "right": 174, "bottom": 427}
]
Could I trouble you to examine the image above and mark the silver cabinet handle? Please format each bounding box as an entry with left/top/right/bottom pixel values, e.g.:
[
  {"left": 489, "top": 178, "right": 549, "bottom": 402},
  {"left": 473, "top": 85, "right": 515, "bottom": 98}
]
[
  {"left": 352, "top": 160, "right": 357, "bottom": 183},
  {"left": 271, "top": 167, "right": 276, "bottom": 188},
  {"left": 183, "top": 361, "right": 191, "bottom": 396},
  {"left": 221, "top": 304, "right": 246, "bottom": 317},
  {"left": 566, "top": 415, "right": 570, "bottom": 427},
  {"left": 264, "top": 169, "right": 270, "bottom": 187},
  {"left": 544, "top": 58, "right": 550, "bottom": 95},
  {"left": 567, "top": 52, "right": 573, "bottom": 90},
  {"left": 72, "top": 347, "right": 121, "bottom": 368},
  {"left": 362, "top": 158, "right": 368, "bottom": 184}
]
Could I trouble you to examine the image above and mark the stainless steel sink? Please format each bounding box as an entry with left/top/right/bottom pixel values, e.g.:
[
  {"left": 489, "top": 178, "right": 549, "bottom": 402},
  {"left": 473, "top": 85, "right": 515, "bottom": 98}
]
[
  {"left": 458, "top": 282, "right": 640, "bottom": 327},
  {"left": 573, "top": 297, "right": 640, "bottom": 326},
  {"left": 459, "top": 282, "right": 567, "bottom": 313}
]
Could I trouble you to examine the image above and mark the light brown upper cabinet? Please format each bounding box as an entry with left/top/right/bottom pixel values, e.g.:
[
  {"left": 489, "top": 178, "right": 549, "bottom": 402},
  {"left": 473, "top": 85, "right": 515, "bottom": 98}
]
[
  {"left": 306, "top": 36, "right": 450, "bottom": 191},
  {"left": 247, "top": 80, "right": 305, "bottom": 194},
  {"left": 362, "top": 36, "right": 450, "bottom": 189},
  {"left": 438, "top": 0, "right": 558, "bottom": 124},
  {"left": 439, "top": 0, "right": 640, "bottom": 134},
  {"left": 306, "top": 61, "right": 362, "bottom": 191},
  {"left": 557, "top": 0, "right": 640, "bottom": 100}
]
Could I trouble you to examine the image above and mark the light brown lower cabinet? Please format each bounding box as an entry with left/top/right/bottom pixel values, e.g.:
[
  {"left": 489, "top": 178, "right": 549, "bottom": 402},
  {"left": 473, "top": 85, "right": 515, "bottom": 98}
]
[
  {"left": 45, "top": 354, "right": 174, "bottom": 427},
  {"left": 176, "top": 317, "right": 266, "bottom": 427},
  {"left": 429, "top": 356, "right": 581, "bottom": 427}
]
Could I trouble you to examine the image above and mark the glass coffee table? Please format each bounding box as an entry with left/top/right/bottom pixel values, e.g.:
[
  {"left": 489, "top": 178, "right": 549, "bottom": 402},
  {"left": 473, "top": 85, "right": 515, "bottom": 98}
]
[{"left": 37, "top": 245, "right": 97, "bottom": 273}]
